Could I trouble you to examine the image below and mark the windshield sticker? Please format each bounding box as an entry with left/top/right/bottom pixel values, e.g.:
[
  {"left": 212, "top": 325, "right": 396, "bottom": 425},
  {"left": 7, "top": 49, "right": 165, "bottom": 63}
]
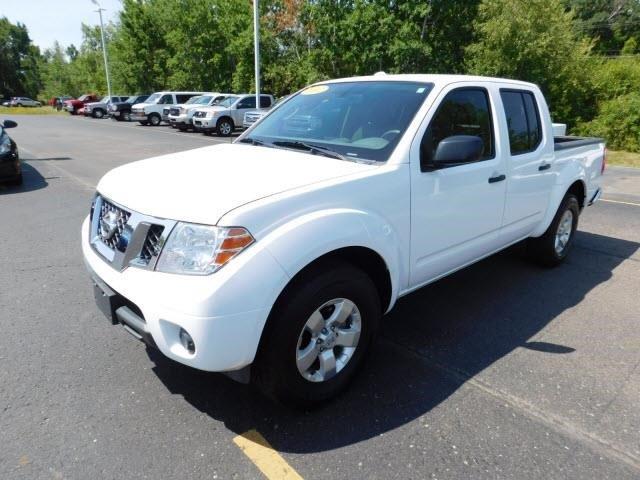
[
  {"left": 301, "top": 85, "right": 329, "bottom": 95},
  {"left": 416, "top": 87, "right": 426, "bottom": 93}
]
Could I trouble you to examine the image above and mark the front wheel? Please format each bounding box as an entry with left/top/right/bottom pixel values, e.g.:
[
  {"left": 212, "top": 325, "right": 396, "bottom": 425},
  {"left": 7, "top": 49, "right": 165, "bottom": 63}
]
[
  {"left": 253, "top": 262, "right": 381, "bottom": 408},
  {"left": 122, "top": 111, "right": 131, "bottom": 122},
  {"left": 93, "top": 109, "right": 105, "bottom": 119},
  {"left": 528, "top": 194, "right": 579, "bottom": 267},
  {"left": 216, "top": 118, "right": 234, "bottom": 136},
  {"left": 148, "top": 113, "right": 161, "bottom": 126}
]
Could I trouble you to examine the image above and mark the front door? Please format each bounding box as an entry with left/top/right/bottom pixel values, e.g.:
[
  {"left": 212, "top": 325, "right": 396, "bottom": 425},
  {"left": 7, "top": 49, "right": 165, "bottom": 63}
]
[{"left": 409, "top": 85, "right": 507, "bottom": 288}]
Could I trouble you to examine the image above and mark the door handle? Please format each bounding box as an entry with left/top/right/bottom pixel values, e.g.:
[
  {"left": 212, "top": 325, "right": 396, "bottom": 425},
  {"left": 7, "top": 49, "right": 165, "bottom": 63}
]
[
  {"left": 538, "top": 163, "right": 551, "bottom": 171},
  {"left": 488, "top": 174, "right": 506, "bottom": 183}
]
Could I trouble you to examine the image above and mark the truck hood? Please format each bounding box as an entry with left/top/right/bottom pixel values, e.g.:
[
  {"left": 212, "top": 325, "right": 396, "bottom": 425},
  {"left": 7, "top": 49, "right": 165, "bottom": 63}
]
[
  {"left": 131, "top": 102, "right": 155, "bottom": 110},
  {"left": 96, "top": 143, "right": 376, "bottom": 225}
]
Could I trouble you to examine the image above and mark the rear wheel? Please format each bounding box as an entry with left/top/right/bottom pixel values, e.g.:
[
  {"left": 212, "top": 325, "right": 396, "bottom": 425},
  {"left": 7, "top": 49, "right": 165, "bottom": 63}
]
[
  {"left": 216, "top": 118, "right": 234, "bottom": 136},
  {"left": 528, "top": 194, "right": 579, "bottom": 267},
  {"left": 253, "top": 262, "right": 381, "bottom": 408},
  {"left": 148, "top": 113, "right": 161, "bottom": 126}
]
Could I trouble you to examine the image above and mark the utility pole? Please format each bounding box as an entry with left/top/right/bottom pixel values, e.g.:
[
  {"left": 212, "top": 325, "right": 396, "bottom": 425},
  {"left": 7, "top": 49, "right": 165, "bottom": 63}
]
[
  {"left": 91, "top": 0, "right": 112, "bottom": 99},
  {"left": 253, "top": 0, "right": 260, "bottom": 109}
]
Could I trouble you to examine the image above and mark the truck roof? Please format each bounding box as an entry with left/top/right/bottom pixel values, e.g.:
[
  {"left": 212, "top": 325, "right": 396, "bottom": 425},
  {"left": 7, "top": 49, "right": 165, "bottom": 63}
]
[{"left": 321, "top": 73, "right": 539, "bottom": 89}]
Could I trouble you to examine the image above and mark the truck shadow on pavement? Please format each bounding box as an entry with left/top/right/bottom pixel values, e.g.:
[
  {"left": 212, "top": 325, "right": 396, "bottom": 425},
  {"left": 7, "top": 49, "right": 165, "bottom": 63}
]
[
  {"left": 146, "top": 231, "right": 639, "bottom": 453},
  {"left": 0, "top": 162, "right": 48, "bottom": 195}
]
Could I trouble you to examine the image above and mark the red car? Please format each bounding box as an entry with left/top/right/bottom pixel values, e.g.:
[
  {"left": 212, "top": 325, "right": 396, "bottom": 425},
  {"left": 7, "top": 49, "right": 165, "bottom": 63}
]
[{"left": 63, "top": 94, "right": 99, "bottom": 115}]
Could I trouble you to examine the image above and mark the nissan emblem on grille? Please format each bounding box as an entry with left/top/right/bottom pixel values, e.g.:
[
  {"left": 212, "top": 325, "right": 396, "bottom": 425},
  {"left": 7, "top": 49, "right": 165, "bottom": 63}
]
[{"left": 97, "top": 200, "right": 131, "bottom": 251}]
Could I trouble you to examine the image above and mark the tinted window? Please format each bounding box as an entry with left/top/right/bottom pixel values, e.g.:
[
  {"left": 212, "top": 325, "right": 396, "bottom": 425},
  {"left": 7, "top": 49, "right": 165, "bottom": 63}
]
[
  {"left": 176, "top": 94, "right": 196, "bottom": 103},
  {"left": 237, "top": 97, "right": 256, "bottom": 109},
  {"left": 260, "top": 96, "right": 272, "bottom": 108},
  {"left": 523, "top": 92, "right": 541, "bottom": 149},
  {"left": 248, "top": 81, "right": 433, "bottom": 163},
  {"left": 500, "top": 89, "right": 542, "bottom": 154},
  {"left": 159, "top": 94, "right": 173, "bottom": 104},
  {"left": 500, "top": 91, "right": 529, "bottom": 154},
  {"left": 421, "top": 88, "right": 494, "bottom": 166}
]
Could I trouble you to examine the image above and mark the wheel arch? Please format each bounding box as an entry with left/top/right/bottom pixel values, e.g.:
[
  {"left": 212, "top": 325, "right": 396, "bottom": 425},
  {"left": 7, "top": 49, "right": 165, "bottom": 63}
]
[{"left": 531, "top": 178, "right": 587, "bottom": 237}]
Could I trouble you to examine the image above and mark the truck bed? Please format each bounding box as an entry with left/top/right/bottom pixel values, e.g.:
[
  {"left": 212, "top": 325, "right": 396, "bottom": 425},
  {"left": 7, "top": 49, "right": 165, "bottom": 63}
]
[{"left": 554, "top": 136, "right": 604, "bottom": 151}]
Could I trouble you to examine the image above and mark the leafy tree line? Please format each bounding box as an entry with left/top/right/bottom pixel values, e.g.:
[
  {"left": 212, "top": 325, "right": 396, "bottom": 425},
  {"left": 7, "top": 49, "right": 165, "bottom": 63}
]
[{"left": 3, "top": 0, "right": 640, "bottom": 150}]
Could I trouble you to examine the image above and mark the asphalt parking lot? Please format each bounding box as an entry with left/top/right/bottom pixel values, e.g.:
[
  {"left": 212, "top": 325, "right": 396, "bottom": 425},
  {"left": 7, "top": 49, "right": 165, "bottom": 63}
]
[{"left": 1, "top": 115, "right": 639, "bottom": 479}]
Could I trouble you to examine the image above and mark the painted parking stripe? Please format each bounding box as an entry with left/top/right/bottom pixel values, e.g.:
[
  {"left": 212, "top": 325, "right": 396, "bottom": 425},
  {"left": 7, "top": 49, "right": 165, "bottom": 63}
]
[
  {"left": 600, "top": 198, "right": 640, "bottom": 207},
  {"left": 233, "top": 430, "right": 304, "bottom": 480}
]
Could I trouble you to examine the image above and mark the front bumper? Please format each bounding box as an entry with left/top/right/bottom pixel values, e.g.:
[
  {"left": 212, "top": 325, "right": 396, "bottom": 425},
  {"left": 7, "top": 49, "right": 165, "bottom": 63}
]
[
  {"left": 0, "top": 150, "right": 20, "bottom": 180},
  {"left": 81, "top": 216, "right": 288, "bottom": 372},
  {"left": 168, "top": 114, "right": 191, "bottom": 127},
  {"left": 193, "top": 118, "right": 215, "bottom": 130},
  {"left": 131, "top": 113, "right": 148, "bottom": 122}
]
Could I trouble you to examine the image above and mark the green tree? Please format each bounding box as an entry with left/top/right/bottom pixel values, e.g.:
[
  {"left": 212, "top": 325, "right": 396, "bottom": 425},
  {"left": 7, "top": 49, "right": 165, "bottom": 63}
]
[
  {"left": 466, "top": 0, "right": 595, "bottom": 125},
  {"left": 0, "top": 17, "right": 41, "bottom": 98}
]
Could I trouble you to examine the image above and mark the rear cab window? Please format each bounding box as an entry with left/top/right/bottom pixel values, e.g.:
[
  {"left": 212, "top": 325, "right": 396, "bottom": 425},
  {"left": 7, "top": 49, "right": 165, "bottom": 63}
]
[{"left": 500, "top": 89, "right": 542, "bottom": 155}]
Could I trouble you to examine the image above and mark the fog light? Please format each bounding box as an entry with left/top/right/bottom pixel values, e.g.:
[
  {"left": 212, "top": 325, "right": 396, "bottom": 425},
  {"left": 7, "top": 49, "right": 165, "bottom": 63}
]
[{"left": 179, "top": 328, "right": 195, "bottom": 354}]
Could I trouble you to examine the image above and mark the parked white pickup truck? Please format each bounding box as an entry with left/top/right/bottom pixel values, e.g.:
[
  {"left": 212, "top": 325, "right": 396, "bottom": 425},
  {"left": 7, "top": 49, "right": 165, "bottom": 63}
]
[
  {"left": 83, "top": 74, "right": 605, "bottom": 407},
  {"left": 167, "top": 93, "right": 229, "bottom": 130}
]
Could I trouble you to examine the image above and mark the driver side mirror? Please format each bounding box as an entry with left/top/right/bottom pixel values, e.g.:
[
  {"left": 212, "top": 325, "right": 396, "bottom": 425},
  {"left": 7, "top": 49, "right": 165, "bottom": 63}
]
[
  {"left": 2, "top": 120, "right": 17, "bottom": 129},
  {"left": 432, "top": 135, "right": 483, "bottom": 167}
]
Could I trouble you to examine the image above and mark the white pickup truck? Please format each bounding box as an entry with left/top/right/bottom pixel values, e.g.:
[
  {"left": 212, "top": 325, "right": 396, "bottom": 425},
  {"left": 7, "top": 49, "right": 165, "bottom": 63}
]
[{"left": 83, "top": 74, "right": 605, "bottom": 407}]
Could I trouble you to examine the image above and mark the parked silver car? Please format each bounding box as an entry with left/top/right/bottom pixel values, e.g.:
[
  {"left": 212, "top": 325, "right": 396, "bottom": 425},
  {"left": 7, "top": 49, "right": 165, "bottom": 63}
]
[{"left": 10, "top": 97, "right": 41, "bottom": 107}]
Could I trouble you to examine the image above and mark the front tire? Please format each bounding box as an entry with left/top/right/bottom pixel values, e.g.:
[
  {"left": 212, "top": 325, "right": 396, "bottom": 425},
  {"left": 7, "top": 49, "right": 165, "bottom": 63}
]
[
  {"left": 123, "top": 111, "right": 131, "bottom": 122},
  {"left": 148, "top": 113, "right": 161, "bottom": 126},
  {"left": 254, "top": 262, "right": 381, "bottom": 408},
  {"left": 93, "top": 109, "right": 105, "bottom": 119},
  {"left": 528, "top": 194, "right": 579, "bottom": 267},
  {"left": 216, "top": 118, "right": 234, "bottom": 136}
]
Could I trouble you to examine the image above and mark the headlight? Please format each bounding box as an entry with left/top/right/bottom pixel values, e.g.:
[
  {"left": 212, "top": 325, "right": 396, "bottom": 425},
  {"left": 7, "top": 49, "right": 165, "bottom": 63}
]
[
  {"left": 156, "top": 223, "right": 254, "bottom": 275},
  {"left": 0, "top": 134, "right": 11, "bottom": 155}
]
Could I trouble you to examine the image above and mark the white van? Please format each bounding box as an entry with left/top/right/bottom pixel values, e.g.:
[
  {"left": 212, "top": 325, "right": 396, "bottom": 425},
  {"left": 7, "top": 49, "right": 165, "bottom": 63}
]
[{"left": 131, "top": 92, "right": 204, "bottom": 126}]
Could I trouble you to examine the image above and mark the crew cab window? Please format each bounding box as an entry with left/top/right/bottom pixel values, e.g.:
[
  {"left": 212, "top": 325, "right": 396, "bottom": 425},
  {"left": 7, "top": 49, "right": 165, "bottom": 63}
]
[
  {"left": 421, "top": 87, "right": 495, "bottom": 167},
  {"left": 159, "top": 94, "right": 173, "bottom": 104},
  {"left": 260, "top": 96, "right": 272, "bottom": 108},
  {"left": 500, "top": 89, "right": 542, "bottom": 154},
  {"left": 237, "top": 97, "right": 256, "bottom": 109}
]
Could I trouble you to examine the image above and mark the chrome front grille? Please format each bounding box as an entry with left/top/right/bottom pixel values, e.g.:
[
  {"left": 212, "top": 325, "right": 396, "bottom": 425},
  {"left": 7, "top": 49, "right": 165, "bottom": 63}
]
[
  {"left": 169, "top": 107, "right": 180, "bottom": 116},
  {"left": 98, "top": 199, "right": 131, "bottom": 251},
  {"left": 193, "top": 111, "right": 206, "bottom": 118},
  {"left": 90, "top": 195, "right": 176, "bottom": 272},
  {"left": 139, "top": 224, "right": 165, "bottom": 263},
  {"left": 245, "top": 113, "right": 262, "bottom": 123}
]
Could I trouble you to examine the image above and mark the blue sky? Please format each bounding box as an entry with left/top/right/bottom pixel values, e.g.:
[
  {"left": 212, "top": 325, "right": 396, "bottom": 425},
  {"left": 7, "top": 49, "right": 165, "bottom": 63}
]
[{"left": 0, "top": 0, "right": 122, "bottom": 50}]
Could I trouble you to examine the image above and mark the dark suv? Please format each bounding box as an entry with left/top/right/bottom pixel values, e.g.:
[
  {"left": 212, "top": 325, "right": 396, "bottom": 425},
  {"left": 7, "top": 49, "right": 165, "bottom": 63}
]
[
  {"left": 0, "top": 119, "right": 21, "bottom": 185},
  {"left": 109, "top": 95, "right": 150, "bottom": 122}
]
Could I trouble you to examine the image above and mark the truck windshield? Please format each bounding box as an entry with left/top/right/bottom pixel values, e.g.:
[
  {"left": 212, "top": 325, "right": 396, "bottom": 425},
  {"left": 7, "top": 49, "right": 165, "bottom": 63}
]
[
  {"left": 218, "top": 96, "right": 238, "bottom": 108},
  {"left": 145, "top": 93, "right": 161, "bottom": 103},
  {"left": 190, "top": 96, "right": 213, "bottom": 105},
  {"left": 245, "top": 81, "right": 433, "bottom": 162}
]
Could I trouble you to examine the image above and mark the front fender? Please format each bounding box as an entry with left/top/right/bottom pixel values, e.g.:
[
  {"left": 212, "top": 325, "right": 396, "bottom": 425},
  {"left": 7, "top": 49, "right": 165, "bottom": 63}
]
[{"left": 262, "top": 208, "right": 404, "bottom": 312}]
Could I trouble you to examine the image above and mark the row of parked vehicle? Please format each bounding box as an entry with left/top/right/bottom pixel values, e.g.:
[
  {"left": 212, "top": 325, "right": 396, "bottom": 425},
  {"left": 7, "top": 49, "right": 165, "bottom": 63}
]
[{"left": 62, "top": 91, "right": 281, "bottom": 137}]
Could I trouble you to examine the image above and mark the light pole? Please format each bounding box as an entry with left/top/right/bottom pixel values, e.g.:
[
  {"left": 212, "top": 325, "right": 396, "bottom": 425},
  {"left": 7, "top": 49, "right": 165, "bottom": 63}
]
[
  {"left": 91, "top": 0, "right": 112, "bottom": 99},
  {"left": 253, "top": 0, "right": 260, "bottom": 109}
]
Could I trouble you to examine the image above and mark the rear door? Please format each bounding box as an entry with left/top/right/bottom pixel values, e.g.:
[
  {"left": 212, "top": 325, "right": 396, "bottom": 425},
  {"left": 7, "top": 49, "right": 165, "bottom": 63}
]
[
  {"left": 497, "top": 87, "right": 555, "bottom": 242},
  {"left": 409, "top": 83, "right": 507, "bottom": 287}
]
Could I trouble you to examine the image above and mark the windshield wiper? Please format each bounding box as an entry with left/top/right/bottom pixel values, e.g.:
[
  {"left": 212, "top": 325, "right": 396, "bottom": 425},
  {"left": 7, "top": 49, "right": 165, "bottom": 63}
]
[
  {"left": 271, "top": 140, "right": 347, "bottom": 161},
  {"left": 238, "top": 137, "right": 271, "bottom": 147}
]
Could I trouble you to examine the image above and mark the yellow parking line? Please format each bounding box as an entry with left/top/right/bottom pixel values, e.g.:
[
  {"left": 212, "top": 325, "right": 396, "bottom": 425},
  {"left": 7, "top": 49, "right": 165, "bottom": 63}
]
[
  {"left": 600, "top": 198, "right": 640, "bottom": 207},
  {"left": 233, "top": 430, "right": 304, "bottom": 480}
]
